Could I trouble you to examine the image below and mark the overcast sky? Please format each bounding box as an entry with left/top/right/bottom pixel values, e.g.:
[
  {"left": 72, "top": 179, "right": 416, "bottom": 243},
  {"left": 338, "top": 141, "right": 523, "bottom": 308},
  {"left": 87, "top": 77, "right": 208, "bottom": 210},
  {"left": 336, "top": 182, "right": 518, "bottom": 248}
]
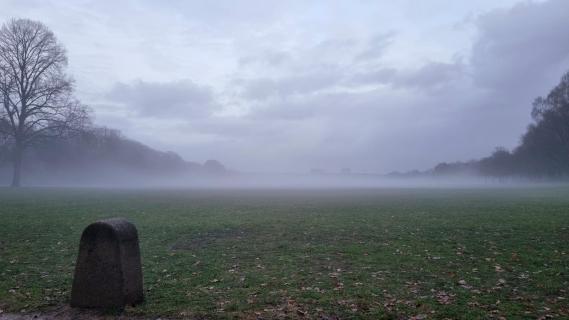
[{"left": 2, "top": 0, "right": 568, "bottom": 173}]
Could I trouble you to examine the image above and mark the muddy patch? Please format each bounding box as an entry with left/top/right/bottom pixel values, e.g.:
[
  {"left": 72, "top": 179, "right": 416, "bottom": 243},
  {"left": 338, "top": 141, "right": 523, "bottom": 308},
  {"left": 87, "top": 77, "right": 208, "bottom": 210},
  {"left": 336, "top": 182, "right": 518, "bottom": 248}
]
[{"left": 0, "top": 305, "right": 162, "bottom": 320}]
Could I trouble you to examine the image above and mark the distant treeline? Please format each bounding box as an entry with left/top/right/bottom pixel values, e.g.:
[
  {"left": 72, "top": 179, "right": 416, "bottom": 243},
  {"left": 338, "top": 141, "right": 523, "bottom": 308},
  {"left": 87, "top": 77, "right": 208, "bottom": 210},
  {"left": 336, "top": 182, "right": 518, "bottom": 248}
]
[
  {"left": 0, "top": 19, "right": 226, "bottom": 186},
  {"left": 0, "top": 126, "right": 227, "bottom": 185},
  {"left": 394, "top": 71, "right": 569, "bottom": 180}
]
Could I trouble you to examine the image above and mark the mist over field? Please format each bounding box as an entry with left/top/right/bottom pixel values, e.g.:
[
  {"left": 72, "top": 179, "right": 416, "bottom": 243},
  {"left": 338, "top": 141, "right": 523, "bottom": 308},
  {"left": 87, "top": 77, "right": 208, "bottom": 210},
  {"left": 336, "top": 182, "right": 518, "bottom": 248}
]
[
  {"left": 0, "top": 0, "right": 568, "bottom": 188},
  {"left": 1, "top": 2, "right": 569, "bottom": 319}
]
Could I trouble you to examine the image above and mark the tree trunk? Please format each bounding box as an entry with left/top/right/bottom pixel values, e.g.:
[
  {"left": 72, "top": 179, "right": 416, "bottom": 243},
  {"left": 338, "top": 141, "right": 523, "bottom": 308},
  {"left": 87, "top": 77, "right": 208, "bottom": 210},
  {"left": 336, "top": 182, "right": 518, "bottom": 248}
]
[{"left": 11, "top": 144, "right": 23, "bottom": 187}]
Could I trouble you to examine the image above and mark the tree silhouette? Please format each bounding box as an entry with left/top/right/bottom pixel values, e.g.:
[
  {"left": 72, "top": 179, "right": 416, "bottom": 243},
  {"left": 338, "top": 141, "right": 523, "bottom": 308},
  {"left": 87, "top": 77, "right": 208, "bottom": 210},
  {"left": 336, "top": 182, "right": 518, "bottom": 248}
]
[{"left": 0, "top": 18, "right": 89, "bottom": 187}]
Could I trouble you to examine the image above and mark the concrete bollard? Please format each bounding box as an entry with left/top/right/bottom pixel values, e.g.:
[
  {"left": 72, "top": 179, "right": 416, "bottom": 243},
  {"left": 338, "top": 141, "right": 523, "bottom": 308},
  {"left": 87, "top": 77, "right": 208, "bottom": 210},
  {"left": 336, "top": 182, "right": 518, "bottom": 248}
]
[{"left": 70, "top": 218, "right": 144, "bottom": 309}]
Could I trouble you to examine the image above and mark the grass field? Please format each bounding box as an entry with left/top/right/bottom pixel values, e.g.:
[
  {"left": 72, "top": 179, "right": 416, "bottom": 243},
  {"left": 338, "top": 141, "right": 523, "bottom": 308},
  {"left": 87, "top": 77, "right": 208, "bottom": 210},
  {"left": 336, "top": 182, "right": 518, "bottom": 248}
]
[{"left": 0, "top": 187, "right": 568, "bottom": 319}]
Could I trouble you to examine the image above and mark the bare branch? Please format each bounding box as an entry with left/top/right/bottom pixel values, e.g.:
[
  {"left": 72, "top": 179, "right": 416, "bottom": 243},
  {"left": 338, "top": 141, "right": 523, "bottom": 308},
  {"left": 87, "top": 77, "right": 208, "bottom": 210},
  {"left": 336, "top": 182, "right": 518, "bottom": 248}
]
[{"left": 0, "top": 18, "right": 90, "bottom": 186}]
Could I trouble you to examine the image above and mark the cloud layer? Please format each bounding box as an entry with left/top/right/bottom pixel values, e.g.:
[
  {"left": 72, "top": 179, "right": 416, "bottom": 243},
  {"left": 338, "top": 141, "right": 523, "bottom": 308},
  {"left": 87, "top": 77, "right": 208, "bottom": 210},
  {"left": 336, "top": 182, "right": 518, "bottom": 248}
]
[{"left": 2, "top": 0, "right": 568, "bottom": 173}]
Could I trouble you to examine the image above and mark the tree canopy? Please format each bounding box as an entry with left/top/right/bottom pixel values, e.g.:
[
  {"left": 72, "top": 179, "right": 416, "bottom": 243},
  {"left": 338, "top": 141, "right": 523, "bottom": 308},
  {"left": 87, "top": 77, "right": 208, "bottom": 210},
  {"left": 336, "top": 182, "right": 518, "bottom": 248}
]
[{"left": 0, "top": 18, "right": 89, "bottom": 186}]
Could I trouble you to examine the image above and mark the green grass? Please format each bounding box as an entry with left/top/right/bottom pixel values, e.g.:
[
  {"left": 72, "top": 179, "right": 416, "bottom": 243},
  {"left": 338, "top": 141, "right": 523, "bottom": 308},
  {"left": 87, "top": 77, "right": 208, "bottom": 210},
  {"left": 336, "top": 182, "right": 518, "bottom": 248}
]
[{"left": 0, "top": 187, "right": 568, "bottom": 319}]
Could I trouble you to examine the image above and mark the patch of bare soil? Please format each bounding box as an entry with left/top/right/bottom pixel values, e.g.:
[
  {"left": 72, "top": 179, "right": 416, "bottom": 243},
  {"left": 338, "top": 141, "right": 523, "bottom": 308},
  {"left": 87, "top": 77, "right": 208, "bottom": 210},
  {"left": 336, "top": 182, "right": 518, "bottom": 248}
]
[{"left": 0, "top": 305, "right": 165, "bottom": 320}]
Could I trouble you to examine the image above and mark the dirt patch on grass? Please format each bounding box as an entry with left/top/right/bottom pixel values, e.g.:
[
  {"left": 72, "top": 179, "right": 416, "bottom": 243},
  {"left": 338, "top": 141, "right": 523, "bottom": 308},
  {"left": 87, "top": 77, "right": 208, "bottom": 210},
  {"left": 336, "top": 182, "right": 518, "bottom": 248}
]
[{"left": 0, "top": 305, "right": 158, "bottom": 320}]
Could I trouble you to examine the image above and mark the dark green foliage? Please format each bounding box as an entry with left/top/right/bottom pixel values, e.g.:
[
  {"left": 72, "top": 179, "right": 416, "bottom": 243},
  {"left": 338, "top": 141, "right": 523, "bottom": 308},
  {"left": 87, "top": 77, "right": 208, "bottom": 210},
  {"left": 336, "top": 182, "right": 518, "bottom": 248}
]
[{"left": 433, "top": 71, "right": 569, "bottom": 179}]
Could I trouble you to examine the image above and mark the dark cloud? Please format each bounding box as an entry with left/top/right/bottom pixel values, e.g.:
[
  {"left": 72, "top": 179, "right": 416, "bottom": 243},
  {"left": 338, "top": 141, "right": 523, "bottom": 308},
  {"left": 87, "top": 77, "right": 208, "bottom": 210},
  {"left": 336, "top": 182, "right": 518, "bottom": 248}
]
[
  {"left": 394, "top": 62, "right": 465, "bottom": 90},
  {"left": 238, "top": 71, "right": 342, "bottom": 100},
  {"left": 350, "top": 62, "right": 464, "bottom": 90},
  {"left": 107, "top": 80, "right": 218, "bottom": 118},
  {"left": 208, "top": 0, "right": 569, "bottom": 172},
  {"left": 314, "top": 37, "right": 359, "bottom": 53},
  {"left": 238, "top": 50, "right": 291, "bottom": 67},
  {"left": 223, "top": 0, "right": 569, "bottom": 171},
  {"left": 351, "top": 68, "right": 398, "bottom": 86},
  {"left": 355, "top": 32, "right": 395, "bottom": 62},
  {"left": 471, "top": 0, "right": 569, "bottom": 95}
]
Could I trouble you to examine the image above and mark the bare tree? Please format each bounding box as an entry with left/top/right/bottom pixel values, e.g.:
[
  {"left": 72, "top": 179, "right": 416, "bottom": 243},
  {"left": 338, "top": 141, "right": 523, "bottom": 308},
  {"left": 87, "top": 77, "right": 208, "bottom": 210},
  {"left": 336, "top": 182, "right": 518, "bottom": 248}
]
[{"left": 0, "top": 18, "right": 89, "bottom": 187}]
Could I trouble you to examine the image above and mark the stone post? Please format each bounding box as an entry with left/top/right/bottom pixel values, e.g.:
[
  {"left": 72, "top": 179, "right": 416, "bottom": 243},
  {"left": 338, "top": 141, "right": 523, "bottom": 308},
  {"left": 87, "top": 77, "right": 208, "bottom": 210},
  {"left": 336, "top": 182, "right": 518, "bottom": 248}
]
[{"left": 70, "top": 218, "right": 144, "bottom": 308}]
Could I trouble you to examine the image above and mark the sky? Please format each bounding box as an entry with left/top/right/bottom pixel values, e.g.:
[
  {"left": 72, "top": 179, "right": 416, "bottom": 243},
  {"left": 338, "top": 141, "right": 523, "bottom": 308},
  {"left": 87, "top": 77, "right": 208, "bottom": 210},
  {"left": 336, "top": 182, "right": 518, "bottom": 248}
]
[{"left": 1, "top": 0, "right": 568, "bottom": 173}]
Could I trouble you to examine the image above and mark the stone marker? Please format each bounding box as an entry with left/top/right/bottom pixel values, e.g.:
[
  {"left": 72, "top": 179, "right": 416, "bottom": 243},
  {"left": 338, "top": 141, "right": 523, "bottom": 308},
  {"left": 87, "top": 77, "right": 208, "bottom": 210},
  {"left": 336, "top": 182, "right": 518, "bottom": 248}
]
[{"left": 70, "top": 218, "right": 144, "bottom": 309}]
